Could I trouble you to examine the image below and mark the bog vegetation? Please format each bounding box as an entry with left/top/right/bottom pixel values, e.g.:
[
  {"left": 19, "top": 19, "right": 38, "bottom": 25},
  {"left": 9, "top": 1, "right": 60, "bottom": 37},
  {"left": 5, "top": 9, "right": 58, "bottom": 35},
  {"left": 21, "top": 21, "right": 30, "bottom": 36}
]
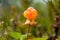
[{"left": 0, "top": 0, "right": 60, "bottom": 40}]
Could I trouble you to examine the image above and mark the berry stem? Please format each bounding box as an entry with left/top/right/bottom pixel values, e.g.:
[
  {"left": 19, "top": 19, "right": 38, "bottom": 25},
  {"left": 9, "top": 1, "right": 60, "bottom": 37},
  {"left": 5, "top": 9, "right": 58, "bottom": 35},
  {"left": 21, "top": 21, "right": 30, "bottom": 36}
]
[{"left": 26, "top": 24, "right": 30, "bottom": 40}]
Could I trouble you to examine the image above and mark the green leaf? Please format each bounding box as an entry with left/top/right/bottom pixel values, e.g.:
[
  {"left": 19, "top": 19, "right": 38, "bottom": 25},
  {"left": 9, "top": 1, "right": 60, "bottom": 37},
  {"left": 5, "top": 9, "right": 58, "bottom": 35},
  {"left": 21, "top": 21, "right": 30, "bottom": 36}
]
[
  {"left": 20, "top": 35, "right": 26, "bottom": 40},
  {"left": 20, "top": 33, "right": 32, "bottom": 40},
  {"left": 9, "top": 32, "right": 21, "bottom": 39},
  {"left": 30, "top": 37, "right": 47, "bottom": 40}
]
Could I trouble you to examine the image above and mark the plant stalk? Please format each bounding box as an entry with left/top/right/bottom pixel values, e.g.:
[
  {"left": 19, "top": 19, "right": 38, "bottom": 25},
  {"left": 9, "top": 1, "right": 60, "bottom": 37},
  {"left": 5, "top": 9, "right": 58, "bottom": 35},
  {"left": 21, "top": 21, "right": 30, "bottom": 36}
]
[{"left": 26, "top": 24, "right": 30, "bottom": 40}]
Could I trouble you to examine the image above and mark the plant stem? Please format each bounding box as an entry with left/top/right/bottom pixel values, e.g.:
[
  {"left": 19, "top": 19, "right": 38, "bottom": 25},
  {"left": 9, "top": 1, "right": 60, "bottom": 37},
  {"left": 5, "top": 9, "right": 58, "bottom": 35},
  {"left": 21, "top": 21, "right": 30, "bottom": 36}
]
[{"left": 26, "top": 24, "right": 30, "bottom": 40}]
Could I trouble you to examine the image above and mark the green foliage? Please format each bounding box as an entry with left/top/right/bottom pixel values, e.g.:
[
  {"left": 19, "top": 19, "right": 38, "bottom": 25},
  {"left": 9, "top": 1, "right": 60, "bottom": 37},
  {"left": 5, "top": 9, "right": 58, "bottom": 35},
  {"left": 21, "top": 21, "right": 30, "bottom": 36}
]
[
  {"left": 9, "top": 32, "right": 21, "bottom": 39},
  {"left": 9, "top": 32, "right": 31, "bottom": 40},
  {"left": 30, "top": 37, "right": 47, "bottom": 40}
]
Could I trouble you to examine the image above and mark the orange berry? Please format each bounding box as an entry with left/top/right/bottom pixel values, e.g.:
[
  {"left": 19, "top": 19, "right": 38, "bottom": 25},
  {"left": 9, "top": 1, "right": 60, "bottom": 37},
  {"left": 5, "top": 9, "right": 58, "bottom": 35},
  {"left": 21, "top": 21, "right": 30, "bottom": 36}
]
[{"left": 23, "top": 7, "right": 38, "bottom": 21}]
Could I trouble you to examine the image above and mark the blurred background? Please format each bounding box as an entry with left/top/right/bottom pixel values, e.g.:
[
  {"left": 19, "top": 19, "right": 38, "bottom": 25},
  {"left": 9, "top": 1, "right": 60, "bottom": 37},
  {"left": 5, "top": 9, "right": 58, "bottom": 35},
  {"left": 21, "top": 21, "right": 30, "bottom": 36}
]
[{"left": 0, "top": 0, "right": 60, "bottom": 40}]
